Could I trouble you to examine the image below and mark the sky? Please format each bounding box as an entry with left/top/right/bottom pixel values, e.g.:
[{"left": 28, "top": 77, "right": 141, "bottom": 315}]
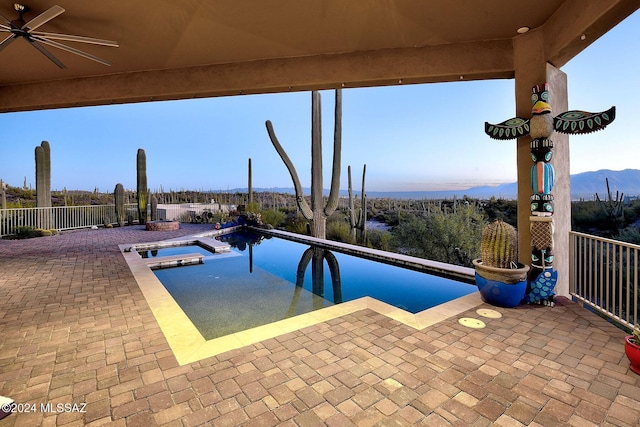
[{"left": 1, "top": 11, "right": 638, "bottom": 194}]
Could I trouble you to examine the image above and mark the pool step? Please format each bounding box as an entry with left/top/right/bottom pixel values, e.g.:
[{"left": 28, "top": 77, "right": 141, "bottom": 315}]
[
  {"left": 197, "top": 237, "right": 231, "bottom": 253},
  {"left": 145, "top": 253, "right": 204, "bottom": 269}
]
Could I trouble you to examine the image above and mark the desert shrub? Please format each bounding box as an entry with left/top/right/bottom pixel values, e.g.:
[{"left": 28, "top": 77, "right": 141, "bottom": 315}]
[
  {"left": 614, "top": 226, "right": 640, "bottom": 245},
  {"left": 178, "top": 212, "right": 193, "bottom": 223},
  {"left": 260, "top": 208, "right": 286, "bottom": 228},
  {"left": 327, "top": 220, "right": 355, "bottom": 244},
  {"left": 15, "top": 226, "right": 40, "bottom": 239},
  {"left": 245, "top": 202, "right": 260, "bottom": 213},
  {"left": 210, "top": 212, "right": 227, "bottom": 224},
  {"left": 390, "top": 203, "right": 486, "bottom": 267},
  {"left": 483, "top": 197, "right": 517, "bottom": 226},
  {"left": 367, "top": 229, "right": 391, "bottom": 251},
  {"left": 572, "top": 200, "right": 611, "bottom": 234},
  {"left": 284, "top": 212, "right": 309, "bottom": 235}
]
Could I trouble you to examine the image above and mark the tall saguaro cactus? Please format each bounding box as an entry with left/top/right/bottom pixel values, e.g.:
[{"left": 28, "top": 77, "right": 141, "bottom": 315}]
[
  {"left": 150, "top": 194, "right": 158, "bottom": 221},
  {"left": 1, "top": 179, "right": 6, "bottom": 210},
  {"left": 248, "top": 158, "right": 253, "bottom": 206},
  {"left": 266, "top": 89, "right": 342, "bottom": 239},
  {"left": 35, "top": 141, "right": 52, "bottom": 229},
  {"left": 35, "top": 141, "right": 51, "bottom": 208},
  {"left": 348, "top": 164, "right": 367, "bottom": 243},
  {"left": 137, "top": 148, "right": 148, "bottom": 224},
  {"left": 114, "top": 183, "right": 125, "bottom": 227}
]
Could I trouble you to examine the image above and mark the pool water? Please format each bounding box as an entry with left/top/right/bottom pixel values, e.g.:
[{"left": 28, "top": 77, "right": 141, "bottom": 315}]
[{"left": 153, "top": 231, "right": 475, "bottom": 340}]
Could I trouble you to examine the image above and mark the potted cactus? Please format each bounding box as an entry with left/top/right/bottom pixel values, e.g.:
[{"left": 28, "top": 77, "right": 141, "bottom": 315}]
[
  {"left": 625, "top": 324, "right": 640, "bottom": 375},
  {"left": 472, "top": 220, "right": 530, "bottom": 307}
]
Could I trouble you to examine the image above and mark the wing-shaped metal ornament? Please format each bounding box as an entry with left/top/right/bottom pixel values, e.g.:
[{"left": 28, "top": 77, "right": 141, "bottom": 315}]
[
  {"left": 553, "top": 106, "right": 616, "bottom": 135},
  {"left": 484, "top": 117, "right": 531, "bottom": 140}
]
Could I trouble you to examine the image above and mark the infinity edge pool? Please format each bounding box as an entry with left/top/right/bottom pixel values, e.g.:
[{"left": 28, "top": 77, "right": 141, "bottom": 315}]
[{"left": 120, "top": 228, "right": 483, "bottom": 365}]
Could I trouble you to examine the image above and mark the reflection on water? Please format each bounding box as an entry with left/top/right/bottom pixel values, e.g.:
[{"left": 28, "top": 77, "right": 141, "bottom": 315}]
[{"left": 152, "top": 230, "right": 475, "bottom": 339}]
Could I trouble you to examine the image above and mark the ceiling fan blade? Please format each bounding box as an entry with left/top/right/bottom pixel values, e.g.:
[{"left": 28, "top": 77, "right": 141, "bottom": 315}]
[
  {"left": 27, "top": 39, "right": 66, "bottom": 68},
  {"left": 0, "top": 23, "right": 12, "bottom": 31},
  {"left": 22, "top": 5, "right": 65, "bottom": 32},
  {"left": 34, "top": 36, "right": 111, "bottom": 66},
  {"left": 0, "top": 34, "right": 17, "bottom": 52},
  {"left": 32, "top": 31, "right": 118, "bottom": 47}
]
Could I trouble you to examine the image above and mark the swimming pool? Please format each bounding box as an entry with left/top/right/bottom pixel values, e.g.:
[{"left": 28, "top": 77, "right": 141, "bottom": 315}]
[{"left": 151, "top": 230, "right": 476, "bottom": 340}]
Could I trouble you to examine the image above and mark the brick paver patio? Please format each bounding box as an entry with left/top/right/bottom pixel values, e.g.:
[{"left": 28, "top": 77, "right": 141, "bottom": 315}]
[{"left": 1, "top": 225, "right": 638, "bottom": 426}]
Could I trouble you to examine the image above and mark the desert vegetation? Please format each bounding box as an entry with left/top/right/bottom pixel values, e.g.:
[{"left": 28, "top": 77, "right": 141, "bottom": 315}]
[{"left": 2, "top": 180, "right": 639, "bottom": 255}]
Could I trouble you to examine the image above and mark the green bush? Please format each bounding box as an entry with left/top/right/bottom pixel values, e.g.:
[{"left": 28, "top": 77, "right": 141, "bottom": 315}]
[
  {"left": 15, "top": 226, "right": 41, "bottom": 239},
  {"left": 327, "top": 220, "right": 355, "bottom": 244},
  {"left": 210, "top": 212, "right": 227, "bottom": 223},
  {"left": 10, "top": 226, "right": 56, "bottom": 239},
  {"left": 614, "top": 226, "right": 640, "bottom": 245},
  {"left": 284, "top": 212, "right": 309, "bottom": 235},
  {"left": 367, "top": 229, "right": 391, "bottom": 251},
  {"left": 390, "top": 203, "right": 486, "bottom": 267},
  {"left": 260, "top": 208, "right": 286, "bottom": 228},
  {"left": 179, "top": 212, "right": 194, "bottom": 223},
  {"left": 245, "top": 202, "right": 260, "bottom": 213}
]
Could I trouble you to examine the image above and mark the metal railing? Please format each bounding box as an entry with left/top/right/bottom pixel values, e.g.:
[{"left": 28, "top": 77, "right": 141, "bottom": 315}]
[
  {"left": 0, "top": 204, "right": 139, "bottom": 237},
  {"left": 570, "top": 231, "right": 639, "bottom": 330}
]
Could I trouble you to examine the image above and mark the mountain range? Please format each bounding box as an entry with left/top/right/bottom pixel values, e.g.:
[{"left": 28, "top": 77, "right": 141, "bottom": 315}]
[{"left": 226, "top": 169, "right": 640, "bottom": 200}]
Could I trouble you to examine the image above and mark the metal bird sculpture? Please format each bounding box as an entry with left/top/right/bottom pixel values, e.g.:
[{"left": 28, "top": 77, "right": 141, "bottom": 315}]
[{"left": 485, "top": 83, "right": 616, "bottom": 140}]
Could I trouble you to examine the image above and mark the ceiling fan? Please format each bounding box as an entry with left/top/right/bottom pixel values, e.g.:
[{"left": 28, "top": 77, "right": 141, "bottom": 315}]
[{"left": 0, "top": 3, "right": 118, "bottom": 68}]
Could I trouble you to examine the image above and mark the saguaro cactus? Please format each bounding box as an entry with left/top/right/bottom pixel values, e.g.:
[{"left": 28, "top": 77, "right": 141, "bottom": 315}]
[
  {"left": 1, "top": 179, "right": 5, "bottom": 210},
  {"left": 35, "top": 141, "right": 52, "bottom": 229},
  {"left": 266, "top": 89, "right": 342, "bottom": 239},
  {"left": 114, "top": 183, "right": 125, "bottom": 227},
  {"left": 137, "top": 148, "right": 148, "bottom": 224},
  {"left": 150, "top": 194, "right": 158, "bottom": 221},
  {"left": 248, "top": 158, "right": 253, "bottom": 206},
  {"left": 595, "top": 177, "right": 624, "bottom": 233},
  {"left": 35, "top": 141, "right": 51, "bottom": 208},
  {"left": 348, "top": 164, "right": 367, "bottom": 244}
]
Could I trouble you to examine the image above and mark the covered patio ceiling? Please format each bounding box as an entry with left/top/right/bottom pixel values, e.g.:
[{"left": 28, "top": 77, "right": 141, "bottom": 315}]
[{"left": 0, "top": 0, "right": 638, "bottom": 113}]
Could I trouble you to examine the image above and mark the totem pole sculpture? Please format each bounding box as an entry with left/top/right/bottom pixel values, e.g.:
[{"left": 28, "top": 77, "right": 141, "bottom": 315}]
[{"left": 485, "top": 83, "right": 615, "bottom": 305}]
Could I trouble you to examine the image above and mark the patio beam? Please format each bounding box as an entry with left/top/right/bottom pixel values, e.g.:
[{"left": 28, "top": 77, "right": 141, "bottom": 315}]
[{"left": 0, "top": 39, "right": 513, "bottom": 113}]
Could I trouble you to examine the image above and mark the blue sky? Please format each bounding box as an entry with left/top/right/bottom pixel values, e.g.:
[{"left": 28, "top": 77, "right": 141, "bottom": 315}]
[{"left": 1, "top": 11, "right": 638, "bottom": 193}]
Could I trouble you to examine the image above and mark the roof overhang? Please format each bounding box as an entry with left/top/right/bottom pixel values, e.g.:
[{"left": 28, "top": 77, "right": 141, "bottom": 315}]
[{"left": 0, "top": 0, "right": 638, "bottom": 112}]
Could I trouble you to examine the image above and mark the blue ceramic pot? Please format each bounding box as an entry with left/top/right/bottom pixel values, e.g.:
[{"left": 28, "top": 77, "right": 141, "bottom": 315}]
[{"left": 472, "top": 259, "right": 530, "bottom": 308}]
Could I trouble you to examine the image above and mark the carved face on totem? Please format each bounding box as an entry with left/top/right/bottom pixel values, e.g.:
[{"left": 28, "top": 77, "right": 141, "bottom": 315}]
[
  {"left": 530, "top": 193, "right": 554, "bottom": 216},
  {"left": 530, "top": 138, "right": 554, "bottom": 163},
  {"left": 531, "top": 248, "right": 554, "bottom": 270},
  {"left": 531, "top": 83, "right": 551, "bottom": 115}
]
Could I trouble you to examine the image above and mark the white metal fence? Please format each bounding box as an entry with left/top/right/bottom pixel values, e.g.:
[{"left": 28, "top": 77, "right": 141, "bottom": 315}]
[
  {"left": 0, "top": 204, "right": 139, "bottom": 237},
  {"left": 0, "top": 203, "right": 235, "bottom": 237},
  {"left": 570, "top": 231, "right": 639, "bottom": 330}
]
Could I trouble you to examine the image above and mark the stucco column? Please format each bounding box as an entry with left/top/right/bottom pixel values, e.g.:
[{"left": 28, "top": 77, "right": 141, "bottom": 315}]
[{"left": 513, "top": 30, "right": 570, "bottom": 297}]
